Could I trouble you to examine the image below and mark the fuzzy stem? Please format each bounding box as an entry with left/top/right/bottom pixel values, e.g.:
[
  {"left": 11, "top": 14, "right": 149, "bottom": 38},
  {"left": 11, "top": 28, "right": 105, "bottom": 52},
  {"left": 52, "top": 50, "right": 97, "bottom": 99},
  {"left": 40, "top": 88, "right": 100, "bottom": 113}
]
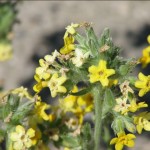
[{"left": 92, "top": 85, "right": 103, "bottom": 150}]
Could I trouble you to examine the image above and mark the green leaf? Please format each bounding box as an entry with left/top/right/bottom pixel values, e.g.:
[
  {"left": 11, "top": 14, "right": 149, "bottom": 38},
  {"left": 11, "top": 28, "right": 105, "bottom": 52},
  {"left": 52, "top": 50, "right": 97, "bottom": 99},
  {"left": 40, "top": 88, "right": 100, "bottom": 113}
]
[
  {"left": 119, "top": 65, "right": 129, "bottom": 76},
  {"left": 80, "top": 123, "right": 93, "bottom": 150},
  {"left": 1, "top": 94, "right": 20, "bottom": 121},
  {"left": 61, "top": 134, "right": 80, "bottom": 148},
  {"left": 111, "top": 117, "right": 125, "bottom": 134},
  {"left": 102, "top": 89, "right": 115, "bottom": 117},
  {"left": 11, "top": 100, "right": 34, "bottom": 124}
]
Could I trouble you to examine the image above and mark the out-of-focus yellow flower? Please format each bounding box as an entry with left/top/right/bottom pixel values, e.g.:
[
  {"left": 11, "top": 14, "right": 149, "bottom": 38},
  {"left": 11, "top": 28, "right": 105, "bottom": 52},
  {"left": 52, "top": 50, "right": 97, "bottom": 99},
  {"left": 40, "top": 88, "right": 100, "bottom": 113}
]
[
  {"left": 77, "top": 93, "right": 93, "bottom": 113},
  {"left": 128, "top": 100, "right": 148, "bottom": 112},
  {"left": 36, "top": 59, "right": 50, "bottom": 80},
  {"left": 35, "top": 141, "right": 49, "bottom": 150},
  {"left": 64, "top": 147, "right": 71, "bottom": 150},
  {"left": 47, "top": 73, "right": 67, "bottom": 97},
  {"left": 114, "top": 97, "right": 130, "bottom": 115},
  {"left": 60, "top": 36, "right": 75, "bottom": 54},
  {"left": 34, "top": 101, "right": 50, "bottom": 121},
  {"left": 134, "top": 112, "right": 150, "bottom": 134},
  {"left": 139, "top": 46, "right": 150, "bottom": 68},
  {"left": 11, "top": 86, "right": 32, "bottom": 100},
  {"left": 110, "top": 132, "right": 136, "bottom": 150},
  {"left": 44, "top": 50, "right": 60, "bottom": 65},
  {"left": 0, "top": 43, "right": 12, "bottom": 61},
  {"left": 88, "top": 60, "right": 115, "bottom": 87},
  {"left": 64, "top": 23, "right": 79, "bottom": 38},
  {"left": 135, "top": 72, "right": 150, "bottom": 97},
  {"left": 10, "top": 125, "right": 35, "bottom": 150},
  {"left": 33, "top": 75, "right": 47, "bottom": 93},
  {"left": 59, "top": 86, "right": 78, "bottom": 112},
  {"left": 147, "top": 35, "right": 150, "bottom": 44}
]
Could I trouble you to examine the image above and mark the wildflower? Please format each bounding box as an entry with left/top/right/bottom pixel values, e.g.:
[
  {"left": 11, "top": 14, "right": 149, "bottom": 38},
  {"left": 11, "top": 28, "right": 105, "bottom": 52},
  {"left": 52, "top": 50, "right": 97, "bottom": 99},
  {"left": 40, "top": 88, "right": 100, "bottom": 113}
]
[
  {"left": 59, "top": 86, "right": 78, "bottom": 112},
  {"left": 134, "top": 112, "right": 150, "bottom": 134},
  {"left": 35, "top": 59, "right": 50, "bottom": 80},
  {"left": 12, "top": 86, "right": 32, "bottom": 100},
  {"left": 47, "top": 73, "right": 67, "bottom": 97},
  {"left": 72, "top": 48, "right": 90, "bottom": 67},
  {"left": 128, "top": 100, "right": 148, "bottom": 112},
  {"left": 77, "top": 93, "right": 93, "bottom": 113},
  {"left": 88, "top": 60, "right": 115, "bottom": 86},
  {"left": 60, "top": 36, "right": 75, "bottom": 54},
  {"left": 44, "top": 50, "right": 60, "bottom": 65},
  {"left": 64, "top": 23, "right": 79, "bottom": 38},
  {"left": 35, "top": 141, "right": 49, "bottom": 150},
  {"left": 110, "top": 132, "right": 136, "bottom": 150},
  {"left": 120, "top": 81, "right": 134, "bottom": 97},
  {"left": 114, "top": 97, "right": 130, "bottom": 115},
  {"left": 135, "top": 72, "right": 150, "bottom": 97},
  {"left": 139, "top": 46, "right": 150, "bottom": 68},
  {"left": 34, "top": 101, "right": 50, "bottom": 121},
  {"left": 33, "top": 75, "right": 47, "bottom": 93},
  {"left": 0, "top": 43, "right": 12, "bottom": 61},
  {"left": 10, "top": 125, "right": 35, "bottom": 150}
]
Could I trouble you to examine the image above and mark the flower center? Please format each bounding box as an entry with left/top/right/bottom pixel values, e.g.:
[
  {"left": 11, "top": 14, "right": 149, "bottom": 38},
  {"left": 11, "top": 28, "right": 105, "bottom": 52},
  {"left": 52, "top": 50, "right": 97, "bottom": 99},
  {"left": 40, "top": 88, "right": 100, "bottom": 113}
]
[{"left": 99, "top": 71, "right": 104, "bottom": 76}]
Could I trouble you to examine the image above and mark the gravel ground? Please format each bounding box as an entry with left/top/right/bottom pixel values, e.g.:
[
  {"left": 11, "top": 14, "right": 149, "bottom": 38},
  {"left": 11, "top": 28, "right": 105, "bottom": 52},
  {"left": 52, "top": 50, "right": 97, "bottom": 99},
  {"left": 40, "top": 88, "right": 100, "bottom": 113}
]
[{"left": 0, "top": 1, "right": 150, "bottom": 150}]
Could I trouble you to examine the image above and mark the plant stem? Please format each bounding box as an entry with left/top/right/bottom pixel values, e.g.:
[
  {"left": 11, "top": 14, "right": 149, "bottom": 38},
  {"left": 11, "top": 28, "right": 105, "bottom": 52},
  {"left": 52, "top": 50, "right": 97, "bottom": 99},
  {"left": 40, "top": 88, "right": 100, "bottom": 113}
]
[{"left": 93, "top": 85, "right": 103, "bottom": 150}]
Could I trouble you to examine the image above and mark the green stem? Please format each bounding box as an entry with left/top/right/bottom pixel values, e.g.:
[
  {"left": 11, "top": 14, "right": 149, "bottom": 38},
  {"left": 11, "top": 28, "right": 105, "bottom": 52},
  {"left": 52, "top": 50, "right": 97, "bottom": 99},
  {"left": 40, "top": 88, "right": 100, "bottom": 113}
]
[{"left": 92, "top": 85, "right": 103, "bottom": 150}]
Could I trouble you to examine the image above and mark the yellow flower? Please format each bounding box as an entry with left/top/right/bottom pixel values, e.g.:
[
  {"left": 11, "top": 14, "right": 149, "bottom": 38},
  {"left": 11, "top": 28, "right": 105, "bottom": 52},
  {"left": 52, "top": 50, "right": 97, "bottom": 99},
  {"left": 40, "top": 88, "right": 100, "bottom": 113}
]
[
  {"left": 33, "top": 74, "right": 47, "bottom": 93},
  {"left": 147, "top": 35, "right": 150, "bottom": 44},
  {"left": 114, "top": 97, "right": 130, "bottom": 115},
  {"left": 135, "top": 72, "right": 150, "bottom": 97},
  {"left": 59, "top": 86, "right": 78, "bottom": 112},
  {"left": 110, "top": 132, "right": 136, "bottom": 150},
  {"left": 11, "top": 86, "right": 32, "bottom": 100},
  {"left": 34, "top": 101, "right": 50, "bottom": 121},
  {"left": 44, "top": 50, "right": 60, "bottom": 64},
  {"left": 35, "top": 141, "right": 49, "bottom": 150},
  {"left": 36, "top": 59, "right": 50, "bottom": 80},
  {"left": 128, "top": 100, "right": 148, "bottom": 112},
  {"left": 88, "top": 60, "right": 115, "bottom": 86},
  {"left": 60, "top": 35, "right": 75, "bottom": 54},
  {"left": 134, "top": 112, "right": 150, "bottom": 134},
  {"left": 0, "top": 43, "right": 12, "bottom": 61},
  {"left": 77, "top": 93, "right": 93, "bottom": 113},
  {"left": 139, "top": 46, "right": 150, "bottom": 68},
  {"left": 64, "top": 23, "right": 79, "bottom": 38},
  {"left": 10, "top": 125, "right": 35, "bottom": 150},
  {"left": 48, "top": 73, "right": 67, "bottom": 97}
]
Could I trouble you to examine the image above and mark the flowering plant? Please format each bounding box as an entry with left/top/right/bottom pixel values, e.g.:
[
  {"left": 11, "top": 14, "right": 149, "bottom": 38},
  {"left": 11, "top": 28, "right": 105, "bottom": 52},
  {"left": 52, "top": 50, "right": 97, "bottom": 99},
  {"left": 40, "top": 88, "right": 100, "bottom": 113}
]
[{"left": 1, "top": 22, "right": 150, "bottom": 150}]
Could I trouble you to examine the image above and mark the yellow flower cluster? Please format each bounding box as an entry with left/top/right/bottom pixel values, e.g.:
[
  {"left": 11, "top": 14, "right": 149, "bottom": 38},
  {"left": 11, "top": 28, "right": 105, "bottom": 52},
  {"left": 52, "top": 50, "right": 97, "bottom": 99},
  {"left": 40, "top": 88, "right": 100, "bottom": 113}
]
[{"left": 59, "top": 86, "right": 93, "bottom": 124}]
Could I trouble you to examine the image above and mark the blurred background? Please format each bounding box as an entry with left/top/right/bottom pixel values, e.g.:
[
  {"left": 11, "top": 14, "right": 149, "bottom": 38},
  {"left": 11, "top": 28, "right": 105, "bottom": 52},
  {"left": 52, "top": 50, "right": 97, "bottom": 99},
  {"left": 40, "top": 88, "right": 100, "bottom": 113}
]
[{"left": 0, "top": 1, "right": 150, "bottom": 149}]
